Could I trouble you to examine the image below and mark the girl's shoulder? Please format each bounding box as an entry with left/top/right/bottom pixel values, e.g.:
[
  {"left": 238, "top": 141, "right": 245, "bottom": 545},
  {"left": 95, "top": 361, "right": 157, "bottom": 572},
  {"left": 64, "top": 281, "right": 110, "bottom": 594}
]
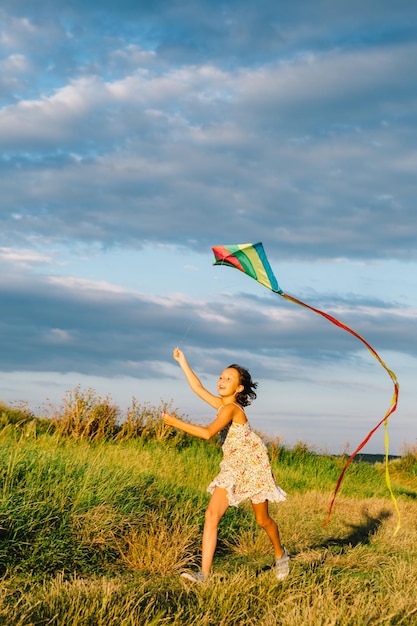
[{"left": 217, "top": 402, "right": 247, "bottom": 424}]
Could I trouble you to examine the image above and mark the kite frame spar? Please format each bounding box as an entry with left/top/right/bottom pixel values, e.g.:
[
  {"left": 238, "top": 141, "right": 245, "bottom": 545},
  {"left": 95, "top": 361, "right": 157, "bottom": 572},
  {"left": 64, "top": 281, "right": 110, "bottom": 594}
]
[{"left": 212, "top": 242, "right": 400, "bottom": 533}]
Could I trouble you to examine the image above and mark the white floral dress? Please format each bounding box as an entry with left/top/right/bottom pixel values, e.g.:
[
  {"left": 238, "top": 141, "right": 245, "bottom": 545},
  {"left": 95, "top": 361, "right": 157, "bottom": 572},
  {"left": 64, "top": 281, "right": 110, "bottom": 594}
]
[{"left": 207, "top": 408, "right": 287, "bottom": 507}]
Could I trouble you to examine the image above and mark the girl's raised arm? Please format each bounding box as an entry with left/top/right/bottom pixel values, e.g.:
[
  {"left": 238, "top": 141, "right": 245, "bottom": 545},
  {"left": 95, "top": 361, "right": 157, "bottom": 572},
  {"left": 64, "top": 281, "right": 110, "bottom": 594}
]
[{"left": 173, "top": 347, "right": 221, "bottom": 409}]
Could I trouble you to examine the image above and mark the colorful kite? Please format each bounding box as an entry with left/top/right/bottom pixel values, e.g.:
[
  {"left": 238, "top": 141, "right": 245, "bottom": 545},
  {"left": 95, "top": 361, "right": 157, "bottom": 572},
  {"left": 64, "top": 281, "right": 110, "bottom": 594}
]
[{"left": 212, "top": 242, "right": 400, "bottom": 533}]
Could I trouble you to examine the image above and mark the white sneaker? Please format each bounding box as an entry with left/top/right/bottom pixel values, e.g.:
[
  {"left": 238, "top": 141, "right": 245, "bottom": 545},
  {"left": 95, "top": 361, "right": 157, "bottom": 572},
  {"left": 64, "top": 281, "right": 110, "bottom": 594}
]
[
  {"left": 275, "top": 547, "right": 289, "bottom": 581},
  {"left": 180, "top": 571, "right": 207, "bottom": 583}
]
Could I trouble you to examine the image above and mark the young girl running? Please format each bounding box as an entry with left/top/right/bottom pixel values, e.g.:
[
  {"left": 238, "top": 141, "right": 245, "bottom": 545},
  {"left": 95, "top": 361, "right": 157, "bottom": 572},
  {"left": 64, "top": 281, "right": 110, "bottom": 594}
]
[{"left": 162, "top": 347, "right": 289, "bottom": 583}]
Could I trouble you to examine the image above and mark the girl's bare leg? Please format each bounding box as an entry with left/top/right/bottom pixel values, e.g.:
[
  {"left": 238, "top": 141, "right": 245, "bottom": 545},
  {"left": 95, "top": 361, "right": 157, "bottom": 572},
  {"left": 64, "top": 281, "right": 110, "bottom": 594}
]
[
  {"left": 251, "top": 500, "right": 285, "bottom": 559},
  {"left": 201, "top": 487, "right": 229, "bottom": 576}
]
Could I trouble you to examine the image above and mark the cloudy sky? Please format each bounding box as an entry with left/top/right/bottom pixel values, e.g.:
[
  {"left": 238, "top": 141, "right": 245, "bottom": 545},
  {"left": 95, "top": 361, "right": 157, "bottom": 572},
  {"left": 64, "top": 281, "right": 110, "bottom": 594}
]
[{"left": 1, "top": 0, "right": 416, "bottom": 454}]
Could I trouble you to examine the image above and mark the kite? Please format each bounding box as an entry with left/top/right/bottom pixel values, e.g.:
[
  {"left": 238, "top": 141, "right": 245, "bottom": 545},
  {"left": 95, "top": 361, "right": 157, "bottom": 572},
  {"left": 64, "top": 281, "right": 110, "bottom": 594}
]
[{"left": 212, "top": 242, "right": 400, "bottom": 533}]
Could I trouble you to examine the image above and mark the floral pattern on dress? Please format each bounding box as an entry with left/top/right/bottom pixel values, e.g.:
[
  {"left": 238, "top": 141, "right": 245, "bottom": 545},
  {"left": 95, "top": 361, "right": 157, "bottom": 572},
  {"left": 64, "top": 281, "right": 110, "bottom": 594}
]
[{"left": 207, "top": 421, "right": 287, "bottom": 507}]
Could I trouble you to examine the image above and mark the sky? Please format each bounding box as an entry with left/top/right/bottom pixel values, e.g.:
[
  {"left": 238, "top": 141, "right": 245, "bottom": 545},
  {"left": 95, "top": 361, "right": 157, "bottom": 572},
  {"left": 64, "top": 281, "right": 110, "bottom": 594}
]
[{"left": 1, "top": 0, "right": 416, "bottom": 455}]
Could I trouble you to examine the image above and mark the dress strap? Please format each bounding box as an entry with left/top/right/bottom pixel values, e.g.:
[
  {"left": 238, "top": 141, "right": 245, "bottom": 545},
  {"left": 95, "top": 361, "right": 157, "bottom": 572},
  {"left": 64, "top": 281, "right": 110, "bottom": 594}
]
[
  {"left": 217, "top": 402, "right": 245, "bottom": 415},
  {"left": 232, "top": 402, "right": 246, "bottom": 414}
]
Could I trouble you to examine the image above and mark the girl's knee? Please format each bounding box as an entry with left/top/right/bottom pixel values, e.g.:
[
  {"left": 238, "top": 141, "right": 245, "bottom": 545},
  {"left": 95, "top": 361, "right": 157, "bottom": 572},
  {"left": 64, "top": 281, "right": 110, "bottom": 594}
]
[
  {"left": 205, "top": 506, "right": 222, "bottom": 526},
  {"left": 256, "top": 512, "right": 278, "bottom": 531},
  {"left": 255, "top": 513, "right": 270, "bottom": 529}
]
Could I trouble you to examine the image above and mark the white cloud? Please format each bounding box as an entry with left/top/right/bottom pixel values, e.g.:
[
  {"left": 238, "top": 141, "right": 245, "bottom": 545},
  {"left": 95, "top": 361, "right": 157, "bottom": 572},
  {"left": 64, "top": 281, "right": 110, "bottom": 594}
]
[
  {"left": 0, "top": 246, "right": 54, "bottom": 266},
  {"left": 1, "top": 52, "right": 30, "bottom": 72},
  {"left": 47, "top": 275, "right": 137, "bottom": 295}
]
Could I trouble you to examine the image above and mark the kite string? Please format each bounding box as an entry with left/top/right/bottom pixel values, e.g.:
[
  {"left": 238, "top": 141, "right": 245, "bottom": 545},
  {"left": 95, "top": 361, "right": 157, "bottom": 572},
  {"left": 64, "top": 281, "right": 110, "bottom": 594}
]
[
  {"left": 177, "top": 320, "right": 195, "bottom": 345},
  {"left": 176, "top": 259, "right": 241, "bottom": 347},
  {"left": 282, "top": 292, "right": 401, "bottom": 533}
]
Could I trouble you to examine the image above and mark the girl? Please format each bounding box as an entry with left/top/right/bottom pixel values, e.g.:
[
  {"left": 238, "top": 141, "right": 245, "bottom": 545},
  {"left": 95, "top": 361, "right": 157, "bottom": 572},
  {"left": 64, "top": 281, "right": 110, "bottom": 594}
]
[{"left": 162, "top": 347, "right": 289, "bottom": 583}]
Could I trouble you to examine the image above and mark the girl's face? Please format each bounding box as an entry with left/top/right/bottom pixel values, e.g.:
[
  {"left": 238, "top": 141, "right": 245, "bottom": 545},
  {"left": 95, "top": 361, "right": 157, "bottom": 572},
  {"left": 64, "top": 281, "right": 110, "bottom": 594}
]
[{"left": 217, "top": 368, "right": 242, "bottom": 399}]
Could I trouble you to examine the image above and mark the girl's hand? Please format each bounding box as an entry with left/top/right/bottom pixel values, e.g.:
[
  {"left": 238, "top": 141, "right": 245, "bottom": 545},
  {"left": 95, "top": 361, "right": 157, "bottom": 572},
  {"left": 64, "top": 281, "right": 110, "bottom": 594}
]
[
  {"left": 173, "top": 347, "right": 184, "bottom": 363},
  {"left": 161, "top": 411, "right": 178, "bottom": 428}
]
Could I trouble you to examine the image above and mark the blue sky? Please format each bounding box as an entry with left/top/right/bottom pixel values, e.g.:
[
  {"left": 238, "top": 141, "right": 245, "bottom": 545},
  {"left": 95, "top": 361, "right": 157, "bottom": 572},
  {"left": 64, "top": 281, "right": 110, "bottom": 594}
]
[{"left": 1, "top": 0, "right": 416, "bottom": 454}]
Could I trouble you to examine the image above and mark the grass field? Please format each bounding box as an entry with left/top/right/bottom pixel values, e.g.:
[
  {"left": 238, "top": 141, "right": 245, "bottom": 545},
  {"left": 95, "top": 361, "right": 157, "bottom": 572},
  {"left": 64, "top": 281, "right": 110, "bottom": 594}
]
[{"left": 0, "top": 393, "right": 416, "bottom": 625}]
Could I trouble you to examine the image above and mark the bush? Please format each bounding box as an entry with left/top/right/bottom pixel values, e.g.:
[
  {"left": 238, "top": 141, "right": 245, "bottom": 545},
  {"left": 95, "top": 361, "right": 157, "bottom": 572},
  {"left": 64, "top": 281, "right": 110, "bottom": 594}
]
[
  {"left": 46, "top": 387, "right": 193, "bottom": 446},
  {"left": 0, "top": 401, "right": 34, "bottom": 428},
  {"left": 49, "top": 386, "right": 120, "bottom": 441},
  {"left": 395, "top": 442, "right": 417, "bottom": 474},
  {"left": 115, "top": 397, "right": 191, "bottom": 446}
]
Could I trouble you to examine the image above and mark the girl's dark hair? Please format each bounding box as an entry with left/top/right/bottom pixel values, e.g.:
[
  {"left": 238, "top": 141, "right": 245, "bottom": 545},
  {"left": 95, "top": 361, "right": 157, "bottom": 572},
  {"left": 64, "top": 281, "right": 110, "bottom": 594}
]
[{"left": 228, "top": 364, "right": 258, "bottom": 407}]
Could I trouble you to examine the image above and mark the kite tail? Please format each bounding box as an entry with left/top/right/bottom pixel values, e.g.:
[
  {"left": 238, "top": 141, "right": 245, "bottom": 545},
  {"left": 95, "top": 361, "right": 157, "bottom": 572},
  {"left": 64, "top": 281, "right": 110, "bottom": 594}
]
[{"left": 281, "top": 293, "right": 400, "bottom": 533}]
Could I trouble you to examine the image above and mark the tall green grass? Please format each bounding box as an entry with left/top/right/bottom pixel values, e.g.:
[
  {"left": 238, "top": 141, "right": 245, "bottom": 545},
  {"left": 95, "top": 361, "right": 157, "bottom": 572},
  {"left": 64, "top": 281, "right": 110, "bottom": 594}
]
[{"left": 0, "top": 392, "right": 416, "bottom": 625}]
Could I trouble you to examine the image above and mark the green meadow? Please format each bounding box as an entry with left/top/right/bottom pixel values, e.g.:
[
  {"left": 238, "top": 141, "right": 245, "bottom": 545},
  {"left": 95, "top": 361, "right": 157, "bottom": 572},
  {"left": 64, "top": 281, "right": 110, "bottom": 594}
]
[{"left": 0, "top": 389, "right": 416, "bottom": 625}]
